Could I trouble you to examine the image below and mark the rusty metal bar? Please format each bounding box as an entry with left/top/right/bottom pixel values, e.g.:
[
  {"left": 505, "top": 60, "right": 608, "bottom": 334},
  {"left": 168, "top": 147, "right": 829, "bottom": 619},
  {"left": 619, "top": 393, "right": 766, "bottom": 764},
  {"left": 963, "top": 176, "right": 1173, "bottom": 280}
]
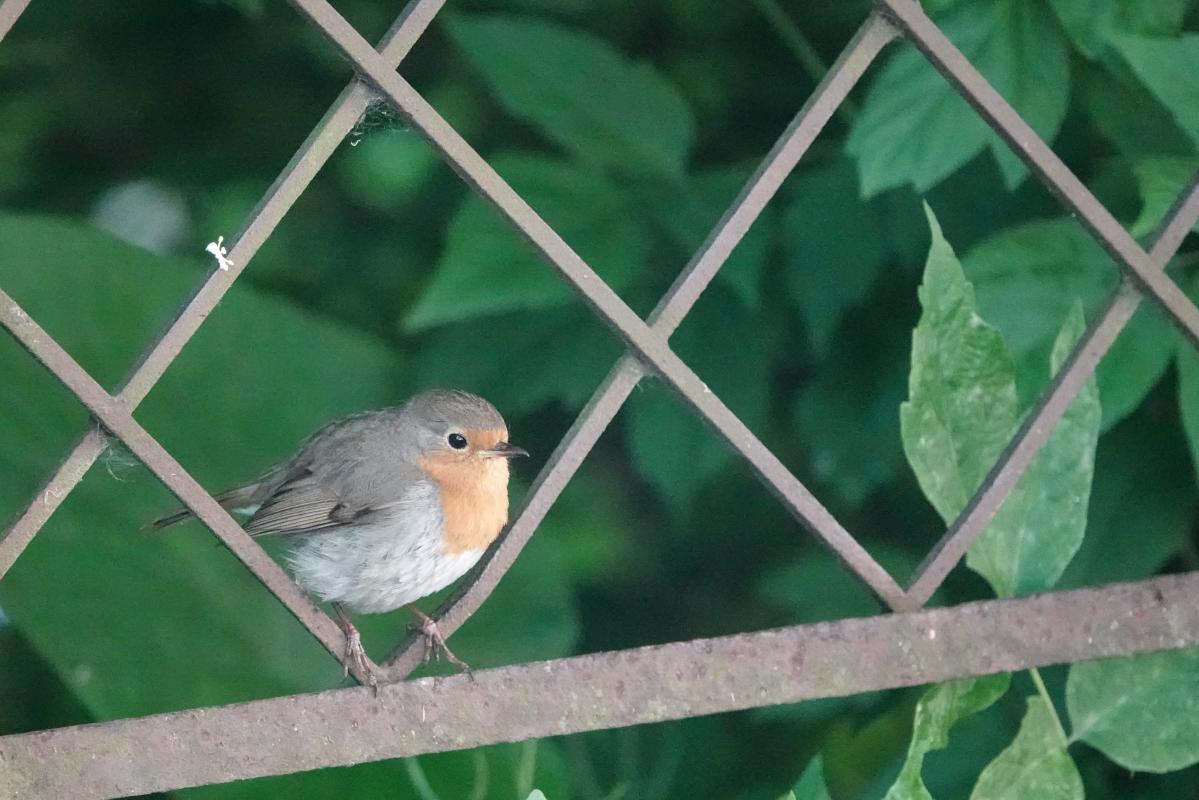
[
  {"left": 0, "top": 0, "right": 444, "bottom": 592},
  {"left": 0, "top": 0, "right": 31, "bottom": 44},
  {"left": 877, "top": 0, "right": 1199, "bottom": 351},
  {"left": 903, "top": 174, "right": 1199, "bottom": 605},
  {"left": 6, "top": 570, "right": 1198, "bottom": 799},
  {"left": 382, "top": 14, "right": 899, "bottom": 675},
  {"left": 288, "top": 0, "right": 908, "bottom": 609},
  {"left": 0, "top": 290, "right": 372, "bottom": 681}
]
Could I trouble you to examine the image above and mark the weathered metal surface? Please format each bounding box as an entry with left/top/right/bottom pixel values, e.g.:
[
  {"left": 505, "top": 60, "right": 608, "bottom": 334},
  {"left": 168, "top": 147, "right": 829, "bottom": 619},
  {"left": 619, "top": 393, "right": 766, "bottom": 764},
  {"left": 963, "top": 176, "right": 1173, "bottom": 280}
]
[{"left": 4, "top": 572, "right": 1198, "bottom": 799}]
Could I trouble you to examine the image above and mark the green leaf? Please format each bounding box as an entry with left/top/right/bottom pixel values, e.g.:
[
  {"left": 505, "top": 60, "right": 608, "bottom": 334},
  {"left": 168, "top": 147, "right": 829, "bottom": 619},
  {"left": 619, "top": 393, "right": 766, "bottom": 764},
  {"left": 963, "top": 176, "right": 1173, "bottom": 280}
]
[
  {"left": 411, "top": 308, "right": 620, "bottom": 416},
  {"left": 1178, "top": 327, "right": 1199, "bottom": 488},
  {"left": 903, "top": 211, "right": 1101, "bottom": 597},
  {"left": 969, "top": 696, "right": 1082, "bottom": 800},
  {"left": 405, "top": 153, "right": 648, "bottom": 330},
  {"left": 760, "top": 541, "right": 928, "bottom": 625},
  {"left": 963, "top": 217, "right": 1161, "bottom": 429},
  {"left": 1059, "top": 408, "right": 1196, "bottom": 588},
  {"left": 794, "top": 311, "right": 908, "bottom": 506},
  {"left": 848, "top": 0, "right": 1070, "bottom": 196},
  {"left": 1095, "top": 302, "right": 1175, "bottom": 430},
  {"left": 1111, "top": 33, "right": 1199, "bottom": 149},
  {"left": 966, "top": 304, "right": 1101, "bottom": 597},
  {"left": 783, "top": 159, "right": 892, "bottom": 356},
  {"left": 444, "top": 13, "right": 695, "bottom": 176},
  {"left": 1114, "top": 0, "right": 1192, "bottom": 38},
  {"left": 883, "top": 674, "right": 1012, "bottom": 800},
  {"left": 1048, "top": 0, "right": 1115, "bottom": 57},
  {"left": 792, "top": 754, "right": 832, "bottom": 800},
  {"left": 1067, "top": 647, "right": 1199, "bottom": 772},
  {"left": 1049, "top": 0, "right": 1191, "bottom": 57},
  {"left": 0, "top": 214, "right": 579, "bottom": 733},
  {"left": 656, "top": 163, "right": 776, "bottom": 309},
  {"left": 901, "top": 204, "right": 1020, "bottom": 525},
  {"left": 626, "top": 287, "right": 778, "bottom": 513},
  {"left": 1131, "top": 156, "right": 1199, "bottom": 238},
  {"left": 962, "top": 219, "right": 1115, "bottom": 402},
  {"left": 1080, "top": 62, "right": 1197, "bottom": 157},
  {"left": 338, "top": 132, "right": 439, "bottom": 212}
]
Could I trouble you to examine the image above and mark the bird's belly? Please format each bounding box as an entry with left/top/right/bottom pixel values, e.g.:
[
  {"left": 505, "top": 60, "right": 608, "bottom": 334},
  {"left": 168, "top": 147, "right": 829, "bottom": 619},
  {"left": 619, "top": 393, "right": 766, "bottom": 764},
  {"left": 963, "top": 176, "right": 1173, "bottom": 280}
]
[{"left": 286, "top": 523, "right": 485, "bottom": 614}]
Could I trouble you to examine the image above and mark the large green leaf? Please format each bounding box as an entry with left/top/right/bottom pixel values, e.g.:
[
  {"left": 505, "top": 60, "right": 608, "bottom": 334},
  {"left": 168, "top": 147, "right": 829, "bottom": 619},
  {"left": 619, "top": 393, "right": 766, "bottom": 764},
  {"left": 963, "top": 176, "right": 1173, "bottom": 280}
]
[
  {"left": 848, "top": 0, "right": 1069, "bottom": 196},
  {"left": 962, "top": 217, "right": 1165, "bottom": 429},
  {"left": 405, "top": 152, "right": 649, "bottom": 330},
  {"left": 791, "top": 754, "right": 832, "bottom": 800},
  {"left": 783, "top": 159, "right": 893, "bottom": 357},
  {"left": 901, "top": 205, "right": 1020, "bottom": 525},
  {"left": 883, "top": 674, "right": 1012, "bottom": 800},
  {"left": 655, "top": 163, "right": 775, "bottom": 310},
  {"left": 411, "top": 308, "right": 620, "bottom": 416},
  {"left": 1048, "top": 0, "right": 1192, "bottom": 57},
  {"left": 1058, "top": 409, "right": 1196, "bottom": 589},
  {"left": 1080, "top": 62, "right": 1197, "bottom": 157},
  {"left": 1178, "top": 329, "right": 1199, "bottom": 488},
  {"left": 1112, "top": 33, "right": 1199, "bottom": 149},
  {"left": 965, "top": 305, "right": 1101, "bottom": 597},
  {"left": 1130, "top": 156, "right": 1199, "bottom": 238},
  {"left": 962, "top": 219, "right": 1113, "bottom": 396},
  {"left": 626, "top": 286, "right": 779, "bottom": 513},
  {"left": 969, "top": 696, "right": 1082, "bottom": 800},
  {"left": 1067, "top": 647, "right": 1199, "bottom": 772},
  {"left": 0, "top": 214, "right": 580, "bottom": 798},
  {"left": 444, "top": 13, "right": 695, "bottom": 177},
  {"left": 793, "top": 311, "right": 908, "bottom": 507},
  {"left": 903, "top": 210, "right": 1101, "bottom": 597}
]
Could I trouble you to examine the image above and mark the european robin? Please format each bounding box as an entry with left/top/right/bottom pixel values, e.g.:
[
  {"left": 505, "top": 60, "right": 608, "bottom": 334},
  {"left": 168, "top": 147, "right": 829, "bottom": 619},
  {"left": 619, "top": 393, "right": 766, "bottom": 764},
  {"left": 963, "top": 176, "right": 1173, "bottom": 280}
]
[{"left": 153, "top": 389, "right": 527, "bottom": 683}]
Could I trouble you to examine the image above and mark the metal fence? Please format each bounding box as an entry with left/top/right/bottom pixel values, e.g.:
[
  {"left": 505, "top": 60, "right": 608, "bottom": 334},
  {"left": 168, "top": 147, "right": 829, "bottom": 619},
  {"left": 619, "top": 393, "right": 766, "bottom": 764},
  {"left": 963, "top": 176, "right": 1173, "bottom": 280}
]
[{"left": 1, "top": 0, "right": 1198, "bottom": 796}]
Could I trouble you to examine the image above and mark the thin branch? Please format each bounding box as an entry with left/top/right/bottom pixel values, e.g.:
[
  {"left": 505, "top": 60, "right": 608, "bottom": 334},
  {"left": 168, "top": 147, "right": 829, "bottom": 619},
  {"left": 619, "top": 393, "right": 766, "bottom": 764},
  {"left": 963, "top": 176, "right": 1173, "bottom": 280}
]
[{"left": 750, "top": 0, "right": 860, "bottom": 122}]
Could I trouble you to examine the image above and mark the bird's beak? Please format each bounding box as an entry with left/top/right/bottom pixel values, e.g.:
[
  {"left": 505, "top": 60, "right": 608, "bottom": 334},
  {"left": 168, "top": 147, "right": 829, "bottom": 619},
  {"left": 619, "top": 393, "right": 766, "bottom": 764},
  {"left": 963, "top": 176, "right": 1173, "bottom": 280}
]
[{"left": 482, "top": 441, "right": 529, "bottom": 459}]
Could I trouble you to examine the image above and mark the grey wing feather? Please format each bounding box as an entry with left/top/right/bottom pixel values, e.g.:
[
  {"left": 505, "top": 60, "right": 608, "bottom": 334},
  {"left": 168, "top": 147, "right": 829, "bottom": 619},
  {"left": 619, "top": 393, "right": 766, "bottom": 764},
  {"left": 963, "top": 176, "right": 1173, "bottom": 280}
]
[
  {"left": 244, "top": 475, "right": 358, "bottom": 535},
  {"left": 150, "top": 406, "right": 421, "bottom": 535}
]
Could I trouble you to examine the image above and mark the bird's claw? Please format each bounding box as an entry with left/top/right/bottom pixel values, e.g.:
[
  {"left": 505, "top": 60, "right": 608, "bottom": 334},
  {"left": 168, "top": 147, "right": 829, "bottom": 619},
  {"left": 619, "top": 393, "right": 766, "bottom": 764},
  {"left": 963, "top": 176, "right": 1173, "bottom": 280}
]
[
  {"left": 410, "top": 609, "right": 472, "bottom": 675},
  {"left": 342, "top": 626, "right": 378, "bottom": 689}
]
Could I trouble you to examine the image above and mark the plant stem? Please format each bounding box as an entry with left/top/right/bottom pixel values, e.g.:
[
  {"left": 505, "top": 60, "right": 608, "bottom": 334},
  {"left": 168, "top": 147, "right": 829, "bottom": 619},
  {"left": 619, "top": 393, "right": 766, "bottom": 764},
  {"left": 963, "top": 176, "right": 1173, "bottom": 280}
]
[
  {"left": 1029, "top": 667, "right": 1070, "bottom": 746},
  {"left": 468, "top": 750, "right": 490, "bottom": 800},
  {"left": 515, "top": 739, "right": 539, "bottom": 798},
  {"left": 750, "top": 0, "right": 861, "bottom": 122},
  {"left": 404, "top": 758, "right": 444, "bottom": 800}
]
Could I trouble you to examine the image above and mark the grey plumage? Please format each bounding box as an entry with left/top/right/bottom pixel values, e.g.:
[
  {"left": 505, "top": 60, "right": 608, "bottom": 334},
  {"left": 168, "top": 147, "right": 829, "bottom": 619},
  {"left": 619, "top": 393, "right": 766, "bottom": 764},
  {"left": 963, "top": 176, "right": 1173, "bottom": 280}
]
[{"left": 151, "top": 390, "right": 507, "bottom": 537}]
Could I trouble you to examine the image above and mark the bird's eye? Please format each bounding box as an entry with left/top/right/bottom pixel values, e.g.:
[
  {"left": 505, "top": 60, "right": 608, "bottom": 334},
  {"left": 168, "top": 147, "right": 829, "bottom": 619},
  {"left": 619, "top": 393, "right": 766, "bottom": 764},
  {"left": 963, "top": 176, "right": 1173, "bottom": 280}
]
[{"left": 447, "top": 432, "right": 468, "bottom": 450}]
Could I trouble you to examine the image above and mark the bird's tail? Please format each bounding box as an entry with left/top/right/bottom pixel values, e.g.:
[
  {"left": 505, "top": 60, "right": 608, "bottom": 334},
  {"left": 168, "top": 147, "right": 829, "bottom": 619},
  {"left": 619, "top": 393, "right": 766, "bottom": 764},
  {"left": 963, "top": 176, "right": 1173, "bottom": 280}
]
[{"left": 148, "top": 484, "right": 261, "bottom": 530}]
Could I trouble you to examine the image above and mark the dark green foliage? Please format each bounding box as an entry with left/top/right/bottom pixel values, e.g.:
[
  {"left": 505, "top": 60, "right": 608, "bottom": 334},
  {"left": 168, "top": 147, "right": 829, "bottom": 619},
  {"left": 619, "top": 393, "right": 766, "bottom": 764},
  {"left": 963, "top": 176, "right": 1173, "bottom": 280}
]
[{"left": 1, "top": 0, "right": 1198, "bottom": 797}]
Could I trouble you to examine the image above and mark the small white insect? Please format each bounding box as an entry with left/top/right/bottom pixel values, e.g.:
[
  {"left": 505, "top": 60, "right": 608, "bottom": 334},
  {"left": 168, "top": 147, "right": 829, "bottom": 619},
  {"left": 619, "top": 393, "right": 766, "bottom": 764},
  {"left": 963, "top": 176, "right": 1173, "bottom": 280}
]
[{"left": 205, "top": 236, "right": 235, "bottom": 271}]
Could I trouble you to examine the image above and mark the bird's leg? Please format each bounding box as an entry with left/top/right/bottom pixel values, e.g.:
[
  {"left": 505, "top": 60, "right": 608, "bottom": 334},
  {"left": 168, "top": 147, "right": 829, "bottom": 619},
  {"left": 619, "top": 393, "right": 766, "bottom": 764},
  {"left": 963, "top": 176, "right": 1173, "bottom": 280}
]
[
  {"left": 333, "top": 603, "right": 376, "bottom": 688},
  {"left": 409, "top": 606, "right": 472, "bottom": 674}
]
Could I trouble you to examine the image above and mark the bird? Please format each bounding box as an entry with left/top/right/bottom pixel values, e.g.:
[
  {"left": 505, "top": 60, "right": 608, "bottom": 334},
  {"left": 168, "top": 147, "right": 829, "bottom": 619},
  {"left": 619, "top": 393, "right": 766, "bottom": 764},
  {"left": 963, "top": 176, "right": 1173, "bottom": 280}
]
[{"left": 152, "top": 389, "right": 527, "bottom": 684}]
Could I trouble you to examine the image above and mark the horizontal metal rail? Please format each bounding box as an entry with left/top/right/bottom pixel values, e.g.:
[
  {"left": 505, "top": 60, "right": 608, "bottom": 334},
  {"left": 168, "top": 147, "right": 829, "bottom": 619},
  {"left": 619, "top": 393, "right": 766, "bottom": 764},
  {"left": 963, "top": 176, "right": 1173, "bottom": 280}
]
[{"left": 4, "top": 571, "right": 1196, "bottom": 799}]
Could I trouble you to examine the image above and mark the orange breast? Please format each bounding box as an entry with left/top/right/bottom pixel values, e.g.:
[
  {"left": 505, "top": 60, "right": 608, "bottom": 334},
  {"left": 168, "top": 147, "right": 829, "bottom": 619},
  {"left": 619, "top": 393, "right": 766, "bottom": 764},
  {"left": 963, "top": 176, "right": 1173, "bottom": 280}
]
[{"left": 419, "top": 453, "right": 510, "bottom": 554}]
